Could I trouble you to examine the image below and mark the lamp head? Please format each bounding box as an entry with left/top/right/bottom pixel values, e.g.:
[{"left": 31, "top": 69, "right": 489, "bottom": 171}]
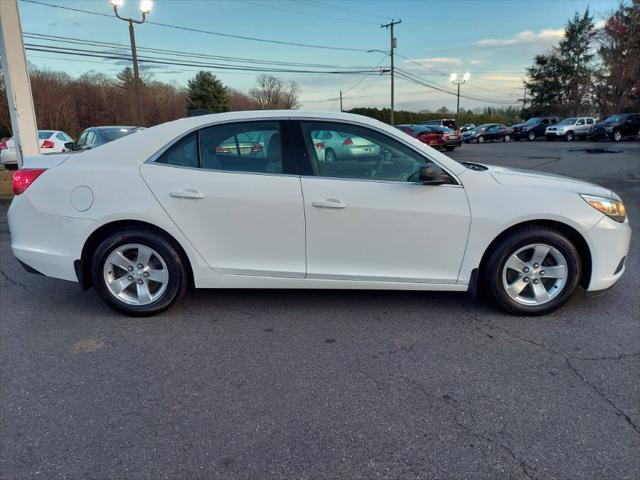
[
  {"left": 140, "top": 0, "right": 153, "bottom": 14},
  {"left": 449, "top": 73, "right": 457, "bottom": 83}
]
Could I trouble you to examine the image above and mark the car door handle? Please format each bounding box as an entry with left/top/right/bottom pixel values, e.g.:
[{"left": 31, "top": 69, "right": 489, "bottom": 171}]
[
  {"left": 312, "top": 199, "right": 346, "bottom": 209},
  {"left": 170, "top": 189, "right": 205, "bottom": 199}
]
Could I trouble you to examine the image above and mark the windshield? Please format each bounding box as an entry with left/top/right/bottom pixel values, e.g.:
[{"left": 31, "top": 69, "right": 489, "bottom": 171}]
[
  {"left": 604, "top": 115, "right": 622, "bottom": 123},
  {"left": 524, "top": 117, "right": 541, "bottom": 125},
  {"left": 102, "top": 128, "right": 136, "bottom": 142},
  {"left": 559, "top": 118, "right": 577, "bottom": 125}
]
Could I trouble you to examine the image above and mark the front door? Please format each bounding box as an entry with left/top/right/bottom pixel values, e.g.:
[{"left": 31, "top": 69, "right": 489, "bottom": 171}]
[
  {"left": 297, "top": 121, "right": 471, "bottom": 284},
  {"left": 141, "top": 120, "right": 306, "bottom": 278}
]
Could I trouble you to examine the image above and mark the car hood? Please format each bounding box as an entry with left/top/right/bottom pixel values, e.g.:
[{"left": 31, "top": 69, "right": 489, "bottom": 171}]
[
  {"left": 511, "top": 123, "right": 528, "bottom": 129},
  {"left": 594, "top": 122, "right": 617, "bottom": 128},
  {"left": 485, "top": 164, "right": 614, "bottom": 197}
]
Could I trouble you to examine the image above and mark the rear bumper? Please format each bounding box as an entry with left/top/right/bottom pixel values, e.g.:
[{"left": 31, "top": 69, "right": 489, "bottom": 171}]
[
  {"left": 586, "top": 216, "right": 632, "bottom": 291},
  {"left": 8, "top": 195, "right": 94, "bottom": 282}
]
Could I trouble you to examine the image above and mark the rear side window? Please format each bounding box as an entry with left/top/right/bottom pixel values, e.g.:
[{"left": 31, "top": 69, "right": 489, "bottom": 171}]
[
  {"left": 199, "top": 121, "right": 282, "bottom": 174},
  {"left": 156, "top": 132, "right": 198, "bottom": 168},
  {"left": 38, "top": 131, "right": 54, "bottom": 140}
]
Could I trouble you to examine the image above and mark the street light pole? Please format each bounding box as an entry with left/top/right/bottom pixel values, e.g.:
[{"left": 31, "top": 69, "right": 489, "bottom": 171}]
[
  {"left": 450, "top": 72, "right": 470, "bottom": 124},
  {"left": 111, "top": 0, "right": 153, "bottom": 126},
  {"left": 381, "top": 19, "right": 401, "bottom": 126}
]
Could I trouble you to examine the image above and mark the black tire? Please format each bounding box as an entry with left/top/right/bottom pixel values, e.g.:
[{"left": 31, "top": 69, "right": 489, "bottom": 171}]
[
  {"left": 565, "top": 131, "right": 574, "bottom": 142},
  {"left": 324, "top": 148, "right": 337, "bottom": 162},
  {"left": 503, "top": 134, "right": 511, "bottom": 143},
  {"left": 445, "top": 146, "right": 455, "bottom": 151},
  {"left": 478, "top": 136, "right": 485, "bottom": 144},
  {"left": 484, "top": 225, "right": 581, "bottom": 316},
  {"left": 527, "top": 131, "right": 536, "bottom": 141},
  {"left": 91, "top": 228, "right": 188, "bottom": 316}
]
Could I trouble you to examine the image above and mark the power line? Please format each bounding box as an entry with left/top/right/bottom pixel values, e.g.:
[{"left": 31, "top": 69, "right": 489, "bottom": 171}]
[
  {"left": 237, "top": 0, "right": 378, "bottom": 26},
  {"left": 24, "top": 44, "right": 386, "bottom": 76},
  {"left": 24, "top": 32, "right": 377, "bottom": 70},
  {"left": 21, "top": 0, "right": 376, "bottom": 52},
  {"left": 395, "top": 68, "right": 520, "bottom": 105}
]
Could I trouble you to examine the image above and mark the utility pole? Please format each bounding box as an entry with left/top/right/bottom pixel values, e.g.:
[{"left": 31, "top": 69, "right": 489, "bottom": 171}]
[
  {"left": 381, "top": 19, "right": 401, "bottom": 126},
  {"left": 450, "top": 72, "right": 470, "bottom": 124},
  {"left": 339, "top": 90, "right": 343, "bottom": 112},
  {"left": 0, "top": 0, "right": 39, "bottom": 169},
  {"left": 111, "top": 0, "right": 153, "bottom": 126}
]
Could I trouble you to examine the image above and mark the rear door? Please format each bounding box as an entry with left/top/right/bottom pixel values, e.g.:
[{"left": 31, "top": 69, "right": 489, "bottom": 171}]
[
  {"left": 296, "top": 121, "right": 471, "bottom": 284},
  {"left": 141, "top": 120, "right": 306, "bottom": 278}
]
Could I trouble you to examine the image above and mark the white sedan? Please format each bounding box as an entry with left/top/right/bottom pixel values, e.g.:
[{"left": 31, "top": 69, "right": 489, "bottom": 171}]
[
  {"left": 1, "top": 130, "right": 73, "bottom": 169},
  {"left": 8, "top": 111, "right": 631, "bottom": 316}
]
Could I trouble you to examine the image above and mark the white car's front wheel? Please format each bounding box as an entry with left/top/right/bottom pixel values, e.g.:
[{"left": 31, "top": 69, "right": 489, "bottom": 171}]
[
  {"left": 91, "top": 228, "right": 188, "bottom": 316},
  {"left": 485, "top": 226, "right": 581, "bottom": 315}
]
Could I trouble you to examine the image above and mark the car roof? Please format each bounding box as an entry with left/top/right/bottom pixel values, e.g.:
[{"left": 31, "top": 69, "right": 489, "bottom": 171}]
[{"left": 70, "top": 110, "right": 467, "bottom": 176}]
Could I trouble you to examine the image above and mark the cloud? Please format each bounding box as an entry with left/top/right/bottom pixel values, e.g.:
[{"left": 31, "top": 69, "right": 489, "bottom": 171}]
[
  {"left": 594, "top": 19, "right": 606, "bottom": 29},
  {"left": 470, "top": 59, "right": 484, "bottom": 65},
  {"left": 410, "top": 57, "right": 463, "bottom": 65},
  {"left": 475, "top": 28, "right": 564, "bottom": 47}
]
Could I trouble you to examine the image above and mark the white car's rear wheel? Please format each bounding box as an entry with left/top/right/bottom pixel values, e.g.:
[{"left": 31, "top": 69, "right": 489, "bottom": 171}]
[
  {"left": 92, "top": 228, "right": 188, "bottom": 316},
  {"left": 485, "top": 226, "right": 581, "bottom": 315}
]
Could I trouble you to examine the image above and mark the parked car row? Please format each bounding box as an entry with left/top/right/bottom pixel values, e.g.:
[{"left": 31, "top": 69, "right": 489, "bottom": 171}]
[
  {"left": 0, "top": 126, "right": 142, "bottom": 170},
  {"left": 409, "top": 113, "right": 640, "bottom": 145},
  {"left": 396, "top": 125, "right": 462, "bottom": 151}
]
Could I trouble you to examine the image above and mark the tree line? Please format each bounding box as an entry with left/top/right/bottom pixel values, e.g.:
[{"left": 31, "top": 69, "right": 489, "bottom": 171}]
[
  {"left": 0, "top": 67, "right": 300, "bottom": 138},
  {"left": 525, "top": 0, "right": 639, "bottom": 117}
]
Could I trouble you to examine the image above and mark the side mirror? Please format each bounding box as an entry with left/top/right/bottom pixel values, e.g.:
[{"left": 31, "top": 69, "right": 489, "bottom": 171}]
[{"left": 409, "top": 164, "right": 452, "bottom": 185}]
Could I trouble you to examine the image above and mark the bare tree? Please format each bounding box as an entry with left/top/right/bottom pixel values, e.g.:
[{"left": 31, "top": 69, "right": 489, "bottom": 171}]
[{"left": 249, "top": 74, "right": 300, "bottom": 109}]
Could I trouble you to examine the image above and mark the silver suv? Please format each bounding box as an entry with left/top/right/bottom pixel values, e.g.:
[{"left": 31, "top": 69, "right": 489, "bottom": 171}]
[{"left": 545, "top": 117, "right": 596, "bottom": 141}]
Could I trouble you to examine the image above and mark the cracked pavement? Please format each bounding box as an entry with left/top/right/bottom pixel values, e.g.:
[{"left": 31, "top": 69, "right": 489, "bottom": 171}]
[{"left": 1, "top": 140, "right": 639, "bottom": 479}]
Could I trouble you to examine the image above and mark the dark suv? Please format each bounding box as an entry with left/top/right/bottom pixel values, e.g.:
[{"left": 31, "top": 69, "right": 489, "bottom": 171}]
[
  {"left": 511, "top": 116, "right": 560, "bottom": 141},
  {"left": 591, "top": 113, "right": 640, "bottom": 142}
]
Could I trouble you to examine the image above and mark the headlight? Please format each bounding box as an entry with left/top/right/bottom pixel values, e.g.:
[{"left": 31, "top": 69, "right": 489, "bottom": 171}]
[{"left": 580, "top": 194, "right": 626, "bottom": 222}]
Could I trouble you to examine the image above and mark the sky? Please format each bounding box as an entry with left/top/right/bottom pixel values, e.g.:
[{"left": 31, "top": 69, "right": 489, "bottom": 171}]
[{"left": 17, "top": 0, "right": 619, "bottom": 112}]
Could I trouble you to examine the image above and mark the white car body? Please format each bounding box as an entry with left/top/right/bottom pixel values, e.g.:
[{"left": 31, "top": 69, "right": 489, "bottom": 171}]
[
  {"left": 545, "top": 117, "right": 596, "bottom": 140},
  {"left": 8, "top": 111, "right": 631, "bottom": 310},
  {"left": 1, "top": 130, "right": 72, "bottom": 168}
]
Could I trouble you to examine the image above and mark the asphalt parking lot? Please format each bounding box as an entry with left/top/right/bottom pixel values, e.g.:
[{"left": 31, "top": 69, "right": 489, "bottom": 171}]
[{"left": 1, "top": 139, "right": 638, "bottom": 480}]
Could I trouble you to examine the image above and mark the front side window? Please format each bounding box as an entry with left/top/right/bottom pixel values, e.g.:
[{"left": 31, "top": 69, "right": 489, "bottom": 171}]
[
  {"left": 200, "top": 121, "right": 282, "bottom": 174},
  {"left": 301, "top": 122, "right": 435, "bottom": 182},
  {"left": 587, "top": 118, "right": 594, "bottom": 125}
]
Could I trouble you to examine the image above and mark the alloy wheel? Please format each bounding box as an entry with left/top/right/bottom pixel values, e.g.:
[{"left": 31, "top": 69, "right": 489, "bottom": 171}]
[
  {"left": 103, "top": 243, "right": 169, "bottom": 306},
  {"left": 501, "top": 243, "right": 568, "bottom": 306}
]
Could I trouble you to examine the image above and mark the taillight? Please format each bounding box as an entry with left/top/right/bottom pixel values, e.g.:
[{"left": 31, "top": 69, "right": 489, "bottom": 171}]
[
  {"left": 13, "top": 168, "right": 46, "bottom": 195},
  {"left": 342, "top": 137, "right": 353, "bottom": 146},
  {"left": 41, "top": 139, "right": 55, "bottom": 149},
  {"left": 315, "top": 142, "right": 325, "bottom": 149},
  {"left": 0, "top": 141, "right": 6, "bottom": 150},
  {"left": 251, "top": 144, "right": 263, "bottom": 153}
]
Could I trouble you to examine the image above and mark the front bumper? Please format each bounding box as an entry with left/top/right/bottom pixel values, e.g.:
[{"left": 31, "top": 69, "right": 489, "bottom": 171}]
[
  {"left": 586, "top": 215, "right": 632, "bottom": 291},
  {"left": 8, "top": 194, "right": 94, "bottom": 282}
]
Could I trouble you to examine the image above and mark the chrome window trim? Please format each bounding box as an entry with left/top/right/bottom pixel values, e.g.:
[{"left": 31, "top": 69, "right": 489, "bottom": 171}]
[{"left": 145, "top": 115, "right": 462, "bottom": 186}]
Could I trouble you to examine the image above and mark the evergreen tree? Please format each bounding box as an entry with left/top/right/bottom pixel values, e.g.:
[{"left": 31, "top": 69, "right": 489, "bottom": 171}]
[
  {"left": 524, "top": 9, "right": 597, "bottom": 116},
  {"left": 186, "top": 71, "right": 228, "bottom": 113}
]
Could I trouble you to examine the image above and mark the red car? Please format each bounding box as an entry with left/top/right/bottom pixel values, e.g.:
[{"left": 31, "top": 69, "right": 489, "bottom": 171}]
[{"left": 396, "top": 124, "right": 462, "bottom": 151}]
